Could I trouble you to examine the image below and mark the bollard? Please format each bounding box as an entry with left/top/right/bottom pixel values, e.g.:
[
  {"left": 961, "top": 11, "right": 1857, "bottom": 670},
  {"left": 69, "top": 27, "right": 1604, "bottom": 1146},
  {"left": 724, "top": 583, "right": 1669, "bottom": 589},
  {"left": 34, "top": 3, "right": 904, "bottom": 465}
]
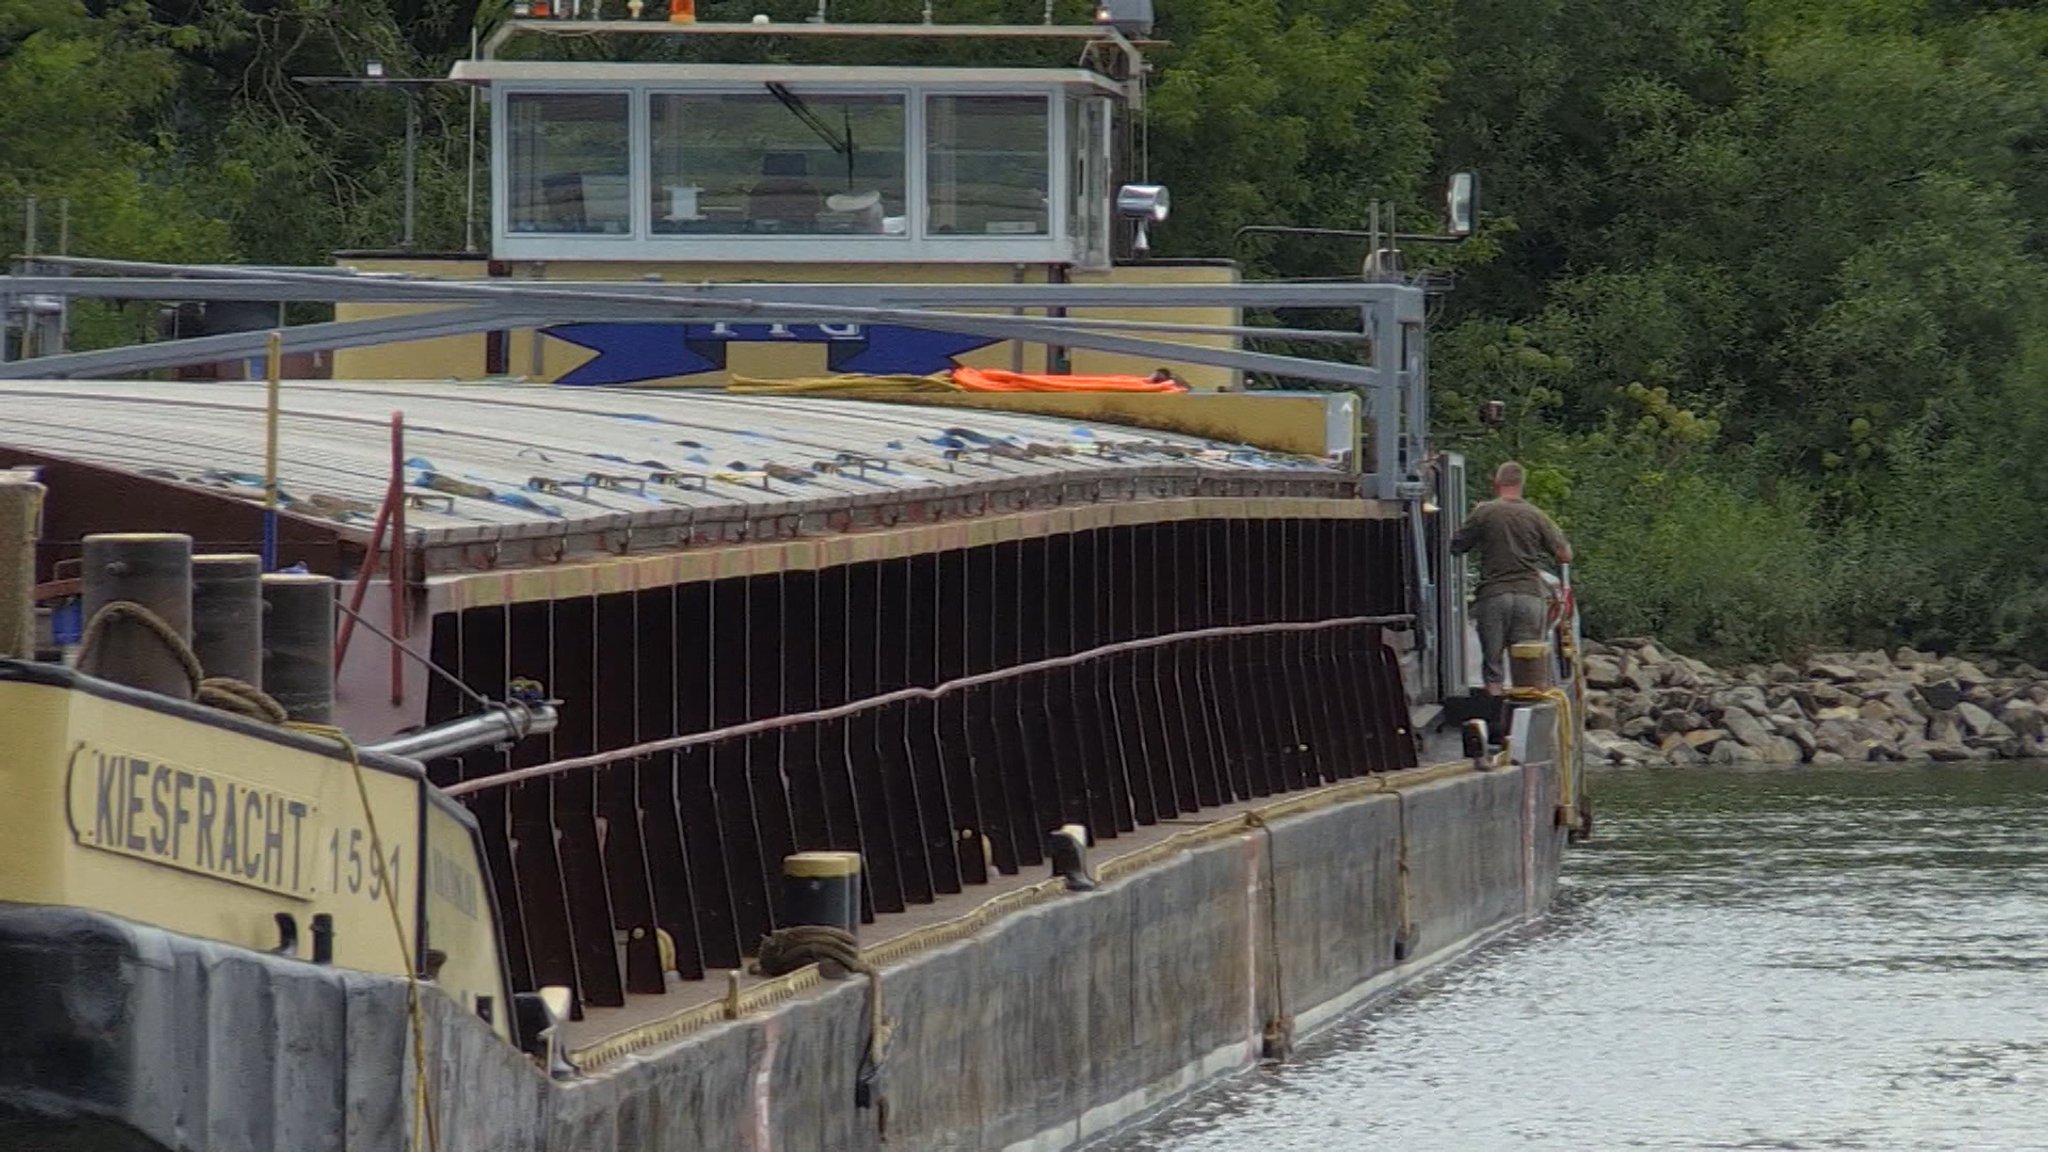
[
  {"left": 310, "top": 913, "right": 335, "bottom": 964},
  {"left": 0, "top": 476, "right": 43, "bottom": 660},
  {"left": 262, "top": 573, "right": 336, "bottom": 724},
  {"left": 1048, "top": 824, "right": 1096, "bottom": 892},
  {"left": 192, "top": 553, "right": 264, "bottom": 688},
  {"left": 781, "top": 851, "right": 863, "bottom": 937},
  {"left": 81, "top": 533, "right": 195, "bottom": 699},
  {"left": 1509, "top": 640, "right": 1554, "bottom": 691}
]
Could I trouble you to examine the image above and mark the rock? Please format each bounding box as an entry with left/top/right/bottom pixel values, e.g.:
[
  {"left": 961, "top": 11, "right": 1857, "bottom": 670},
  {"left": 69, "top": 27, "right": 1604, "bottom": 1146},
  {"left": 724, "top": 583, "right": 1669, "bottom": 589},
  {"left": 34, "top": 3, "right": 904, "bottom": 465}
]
[
  {"left": 1881, "top": 688, "right": 1926, "bottom": 720},
  {"left": 1763, "top": 736, "right": 1806, "bottom": 763},
  {"left": 1949, "top": 660, "right": 1991, "bottom": 688},
  {"left": 1915, "top": 679, "right": 1963, "bottom": 712},
  {"left": 1587, "top": 701, "right": 1619, "bottom": 731},
  {"left": 1586, "top": 729, "right": 1645, "bottom": 763},
  {"left": 1810, "top": 750, "right": 1848, "bottom": 765},
  {"left": 1684, "top": 728, "right": 1729, "bottom": 751},
  {"left": 1806, "top": 660, "right": 1861, "bottom": 683},
  {"left": 1625, "top": 667, "right": 1658, "bottom": 695},
  {"left": 1722, "top": 709, "right": 1775, "bottom": 751},
  {"left": 1810, "top": 683, "right": 1854, "bottom": 708},
  {"left": 1783, "top": 724, "right": 1819, "bottom": 759},
  {"left": 1709, "top": 740, "right": 1761, "bottom": 764},
  {"left": 1664, "top": 742, "right": 1707, "bottom": 766},
  {"left": 1583, "top": 654, "right": 1627, "bottom": 690},
  {"left": 1620, "top": 715, "right": 1659, "bottom": 740},
  {"left": 1859, "top": 699, "right": 1894, "bottom": 724},
  {"left": 1614, "top": 691, "right": 1655, "bottom": 724},
  {"left": 1814, "top": 705, "right": 1861, "bottom": 722},
  {"left": 1894, "top": 646, "right": 1934, "bottom": 667},
  {"left": 1955, "top": 701, "right": 2014, "bottom": 741},
  {"left": 1998, "top": 699, "right": 2045, "bottom": 740},
  {"left": 1926, "top": 712, "right": 1963, "bottom": 747},
  {"left": 1923, "top": 741, "right": 1979, "bottom": 763},
  {"left": 1659, "top": 663, "right": 1702, "bottom": 689},
  {"left": 1714, "top": 686, "right": 1772, "bottom": 717},
  {"left": 1657, "top": 709, "right": 1703, "bottom": 736}
]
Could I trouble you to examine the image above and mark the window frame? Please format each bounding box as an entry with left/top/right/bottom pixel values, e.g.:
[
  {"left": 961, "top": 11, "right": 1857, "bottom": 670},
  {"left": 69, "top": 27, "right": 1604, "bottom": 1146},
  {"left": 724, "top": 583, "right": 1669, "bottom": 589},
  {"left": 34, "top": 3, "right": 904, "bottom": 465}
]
[
  {"left": 924, "top": 91, "right": 1057, "bottom": 242},
  {"left": 490, "top": 77, "right": 1115, "bottom": 266},
  {"left": 497, "top": 88, "right": 640, "bottom": 243}
]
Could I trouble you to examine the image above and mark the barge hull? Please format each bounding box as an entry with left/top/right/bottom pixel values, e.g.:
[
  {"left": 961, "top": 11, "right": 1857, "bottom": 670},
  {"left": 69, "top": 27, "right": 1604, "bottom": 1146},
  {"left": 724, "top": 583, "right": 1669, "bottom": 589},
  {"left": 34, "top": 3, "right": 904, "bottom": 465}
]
[{"left": 0, "top": 741, "right": 1563, "bottom": 1152}]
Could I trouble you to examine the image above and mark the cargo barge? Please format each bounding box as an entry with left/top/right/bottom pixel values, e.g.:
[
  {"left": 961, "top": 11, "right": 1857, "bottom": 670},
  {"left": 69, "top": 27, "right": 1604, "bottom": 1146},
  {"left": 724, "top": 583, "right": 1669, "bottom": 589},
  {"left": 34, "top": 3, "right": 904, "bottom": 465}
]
[{"left": 0, "top": 10, "right": 1584, "bottom": 1151}]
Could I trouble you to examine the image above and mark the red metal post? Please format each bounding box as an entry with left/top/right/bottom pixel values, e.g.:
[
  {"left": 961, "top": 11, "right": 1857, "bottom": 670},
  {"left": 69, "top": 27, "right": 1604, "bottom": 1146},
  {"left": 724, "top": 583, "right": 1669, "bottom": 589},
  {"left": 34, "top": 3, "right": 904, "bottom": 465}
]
[{"left": 332, "top": 490, "right": 395, "bottom": 671}]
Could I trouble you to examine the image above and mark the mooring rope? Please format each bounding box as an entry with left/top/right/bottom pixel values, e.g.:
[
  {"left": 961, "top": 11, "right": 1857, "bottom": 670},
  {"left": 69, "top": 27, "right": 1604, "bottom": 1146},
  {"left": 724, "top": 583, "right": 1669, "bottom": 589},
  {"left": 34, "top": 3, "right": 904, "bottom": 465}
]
[
  {"left": 753, "top": 925, "right": 895, "bottom": 1141},
  {"left": 75, "top": 599, "right": 296, "bottom": 724}
]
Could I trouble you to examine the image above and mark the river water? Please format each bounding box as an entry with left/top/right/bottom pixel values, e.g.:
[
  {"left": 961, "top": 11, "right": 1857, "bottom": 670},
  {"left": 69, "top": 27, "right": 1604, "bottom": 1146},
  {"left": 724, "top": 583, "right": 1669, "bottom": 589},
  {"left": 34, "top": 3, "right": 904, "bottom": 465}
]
[{"left": 1100, "top": 763, "right": 2048, "bottom": 1152}]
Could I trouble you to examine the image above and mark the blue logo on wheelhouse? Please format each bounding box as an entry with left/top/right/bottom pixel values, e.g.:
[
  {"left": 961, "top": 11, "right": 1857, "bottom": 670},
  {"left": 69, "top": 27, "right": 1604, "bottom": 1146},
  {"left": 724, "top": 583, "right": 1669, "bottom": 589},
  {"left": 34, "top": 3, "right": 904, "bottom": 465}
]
[{"left": 544, "top": 322, "right": 1000, "bottom": 385}]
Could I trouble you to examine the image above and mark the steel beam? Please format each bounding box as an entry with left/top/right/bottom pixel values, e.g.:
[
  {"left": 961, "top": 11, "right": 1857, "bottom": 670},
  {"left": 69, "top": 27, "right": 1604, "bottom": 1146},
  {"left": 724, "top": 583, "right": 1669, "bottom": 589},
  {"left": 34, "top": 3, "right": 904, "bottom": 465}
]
[{"left": 1, "top": 271, "right": 1411, "bottom": 312}]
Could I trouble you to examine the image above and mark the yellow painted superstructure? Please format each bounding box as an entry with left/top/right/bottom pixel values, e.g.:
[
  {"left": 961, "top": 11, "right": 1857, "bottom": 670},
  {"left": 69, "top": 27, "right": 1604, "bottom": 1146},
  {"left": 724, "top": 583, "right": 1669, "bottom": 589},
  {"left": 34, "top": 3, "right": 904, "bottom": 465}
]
[
  {"left": 0, "top": 669, "right": 513, "bottom": 1044},
  {"left": 332, "top": 259, "right": 1241, "bottom": 391}
]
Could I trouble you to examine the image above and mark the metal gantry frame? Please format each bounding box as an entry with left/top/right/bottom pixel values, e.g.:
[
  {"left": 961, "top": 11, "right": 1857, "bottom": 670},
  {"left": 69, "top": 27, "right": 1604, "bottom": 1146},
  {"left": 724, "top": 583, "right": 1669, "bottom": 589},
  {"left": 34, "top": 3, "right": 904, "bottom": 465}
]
[{"left": 0, "top": 259, "right": 1436, "bottom": 499}]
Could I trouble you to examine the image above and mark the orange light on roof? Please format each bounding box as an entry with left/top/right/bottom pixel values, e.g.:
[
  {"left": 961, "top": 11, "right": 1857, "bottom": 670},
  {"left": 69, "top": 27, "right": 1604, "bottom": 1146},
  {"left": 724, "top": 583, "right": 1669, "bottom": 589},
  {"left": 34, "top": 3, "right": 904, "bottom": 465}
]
[{"left": 669, "top": 0, "right": 696, "bottom": 21}]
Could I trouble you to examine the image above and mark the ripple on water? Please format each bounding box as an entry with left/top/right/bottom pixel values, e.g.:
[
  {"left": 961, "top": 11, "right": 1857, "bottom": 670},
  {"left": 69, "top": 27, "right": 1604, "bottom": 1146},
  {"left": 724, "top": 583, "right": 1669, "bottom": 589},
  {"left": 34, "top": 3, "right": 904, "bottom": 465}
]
[{"left": 1093, "top": 764, "right": 2048, "bottom": 1152}]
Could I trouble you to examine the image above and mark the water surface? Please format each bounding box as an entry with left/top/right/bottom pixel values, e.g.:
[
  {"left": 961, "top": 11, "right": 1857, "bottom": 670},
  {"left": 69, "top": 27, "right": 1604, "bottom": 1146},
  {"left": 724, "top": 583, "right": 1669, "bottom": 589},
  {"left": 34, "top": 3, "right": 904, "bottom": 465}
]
[{"left": 1099, "top": 764, "right": 2048, "bottom": 1151}]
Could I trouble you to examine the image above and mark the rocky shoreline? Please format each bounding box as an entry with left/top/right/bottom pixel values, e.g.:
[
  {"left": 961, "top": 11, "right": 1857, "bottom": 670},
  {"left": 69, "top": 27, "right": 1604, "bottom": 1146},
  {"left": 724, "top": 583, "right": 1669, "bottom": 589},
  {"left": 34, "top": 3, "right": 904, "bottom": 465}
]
[{"left": 1579, "top": 638, "right": 2048, "bottom": 767}]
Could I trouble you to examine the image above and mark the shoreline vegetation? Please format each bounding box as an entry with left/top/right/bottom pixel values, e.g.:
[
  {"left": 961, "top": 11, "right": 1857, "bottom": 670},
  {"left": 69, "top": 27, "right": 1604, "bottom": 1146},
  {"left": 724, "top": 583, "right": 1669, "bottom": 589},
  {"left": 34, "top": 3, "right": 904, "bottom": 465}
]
[{"left": 1580, "top": 637, "right": 2048, "bottom": 769}]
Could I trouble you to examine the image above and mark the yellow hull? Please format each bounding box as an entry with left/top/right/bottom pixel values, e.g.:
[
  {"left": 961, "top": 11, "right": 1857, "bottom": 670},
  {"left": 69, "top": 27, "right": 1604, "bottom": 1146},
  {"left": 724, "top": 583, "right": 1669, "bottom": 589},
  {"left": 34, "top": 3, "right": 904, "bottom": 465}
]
[{"left": 0, "top": 661, "right": 512, "bottom": 1046}]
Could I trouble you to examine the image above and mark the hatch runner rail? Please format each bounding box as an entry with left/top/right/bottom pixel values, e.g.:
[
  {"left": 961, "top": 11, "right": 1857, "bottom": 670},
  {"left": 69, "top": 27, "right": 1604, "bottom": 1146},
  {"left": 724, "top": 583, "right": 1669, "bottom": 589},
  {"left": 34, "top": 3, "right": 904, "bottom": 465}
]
[{"left": 444, "top": 614, "right": 1413, "bottom": 798}]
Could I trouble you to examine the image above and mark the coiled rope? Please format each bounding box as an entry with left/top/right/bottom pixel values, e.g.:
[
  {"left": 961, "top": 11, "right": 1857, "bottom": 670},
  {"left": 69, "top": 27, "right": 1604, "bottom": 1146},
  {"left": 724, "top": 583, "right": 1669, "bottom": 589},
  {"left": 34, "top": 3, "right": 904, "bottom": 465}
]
[
  {"left": 74, "top": 600, "right": 290, "bottom": 723},
  {"left": 753, "top": 925, "right": 894, "bottom": 1140},
  {"left": 72, "top": 600, "right": 440, "bottom": 1152}
]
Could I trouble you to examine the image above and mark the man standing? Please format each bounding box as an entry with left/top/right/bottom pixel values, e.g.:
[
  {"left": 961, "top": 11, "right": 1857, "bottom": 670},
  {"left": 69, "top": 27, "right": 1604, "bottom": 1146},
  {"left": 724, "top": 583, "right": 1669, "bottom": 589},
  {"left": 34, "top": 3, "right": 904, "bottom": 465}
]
[{"left": 1450, "top": 462, "right": 1572, "bottom": 722}]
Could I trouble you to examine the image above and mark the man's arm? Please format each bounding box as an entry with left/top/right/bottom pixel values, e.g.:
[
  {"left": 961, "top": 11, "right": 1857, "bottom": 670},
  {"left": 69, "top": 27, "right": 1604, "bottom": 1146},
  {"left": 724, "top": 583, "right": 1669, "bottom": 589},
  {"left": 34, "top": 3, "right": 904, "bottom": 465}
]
[
  {"left": 1542, "top": 512, "right": 1572, "bottom": 565},
  {"left": 1449, "top": 504, "right": 1482, "bottom": 555}
]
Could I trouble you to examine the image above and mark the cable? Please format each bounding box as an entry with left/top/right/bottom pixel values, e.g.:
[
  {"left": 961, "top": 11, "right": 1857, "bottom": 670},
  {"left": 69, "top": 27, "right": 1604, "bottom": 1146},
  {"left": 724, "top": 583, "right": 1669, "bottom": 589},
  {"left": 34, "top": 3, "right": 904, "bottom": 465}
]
[
  {"left": 333, "top": 597, "right": 494, "bottom": 712},
  {"left": 292, "top": 722, "right": 442, "bottom": 1152}
]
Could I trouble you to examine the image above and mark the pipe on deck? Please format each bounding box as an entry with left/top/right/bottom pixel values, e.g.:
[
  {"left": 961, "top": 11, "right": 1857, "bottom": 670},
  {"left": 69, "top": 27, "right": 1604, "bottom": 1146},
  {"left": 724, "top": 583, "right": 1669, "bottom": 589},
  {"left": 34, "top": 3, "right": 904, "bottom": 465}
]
[{"left": 367, "top": 702, "right": 560, "bottom": 764}]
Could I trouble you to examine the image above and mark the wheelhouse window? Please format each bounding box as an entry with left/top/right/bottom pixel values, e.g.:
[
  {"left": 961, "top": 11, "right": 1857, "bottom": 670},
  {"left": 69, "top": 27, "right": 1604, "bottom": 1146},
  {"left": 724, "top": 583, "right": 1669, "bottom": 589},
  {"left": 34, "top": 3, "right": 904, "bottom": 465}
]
[
  {"left": 649, "top": 91, "right": 908, "bottom": 236},
  {"left": 506, "top": 92, "right": 631, "bottom": 235},
  {"left": 926, "top": 95, "right": 1051, "bottom": 237}
]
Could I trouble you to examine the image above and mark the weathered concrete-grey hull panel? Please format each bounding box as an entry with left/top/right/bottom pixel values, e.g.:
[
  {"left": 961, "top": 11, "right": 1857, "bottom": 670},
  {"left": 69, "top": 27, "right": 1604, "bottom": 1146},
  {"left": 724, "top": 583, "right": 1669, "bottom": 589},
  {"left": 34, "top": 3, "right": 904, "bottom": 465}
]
[{"left": 0, "top": 760, "right": 1565, "bottom": 1152}]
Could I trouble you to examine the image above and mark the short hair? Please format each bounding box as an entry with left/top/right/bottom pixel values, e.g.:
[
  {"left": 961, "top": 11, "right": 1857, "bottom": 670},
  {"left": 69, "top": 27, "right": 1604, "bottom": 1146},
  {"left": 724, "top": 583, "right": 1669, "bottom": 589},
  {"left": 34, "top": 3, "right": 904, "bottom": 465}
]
[{"left": 1494, "top": 461, "right": 1525, "bottom": 489}]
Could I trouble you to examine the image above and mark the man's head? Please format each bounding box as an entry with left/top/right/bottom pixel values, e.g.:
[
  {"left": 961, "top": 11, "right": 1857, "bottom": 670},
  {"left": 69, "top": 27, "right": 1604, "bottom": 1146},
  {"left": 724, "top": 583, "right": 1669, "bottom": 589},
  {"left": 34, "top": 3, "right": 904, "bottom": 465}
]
[{"left": 1493, "top": 461, "right": 1525, "bottom": 498}]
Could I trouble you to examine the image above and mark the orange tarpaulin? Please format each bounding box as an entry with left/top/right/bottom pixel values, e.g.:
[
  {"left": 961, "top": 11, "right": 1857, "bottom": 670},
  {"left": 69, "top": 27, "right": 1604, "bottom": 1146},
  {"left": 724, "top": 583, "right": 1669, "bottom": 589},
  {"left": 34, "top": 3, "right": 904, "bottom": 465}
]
[{"left": 949, "top": 367, "right": 1189, "bottom": 394}]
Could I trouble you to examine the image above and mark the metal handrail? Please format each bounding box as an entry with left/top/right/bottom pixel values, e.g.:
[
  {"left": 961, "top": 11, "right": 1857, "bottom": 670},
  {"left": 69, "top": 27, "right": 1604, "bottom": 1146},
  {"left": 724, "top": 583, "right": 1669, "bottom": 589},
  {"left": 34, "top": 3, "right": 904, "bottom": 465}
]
[{"left": 442, "top": 611, "right": 1413, "bottom": 797}]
